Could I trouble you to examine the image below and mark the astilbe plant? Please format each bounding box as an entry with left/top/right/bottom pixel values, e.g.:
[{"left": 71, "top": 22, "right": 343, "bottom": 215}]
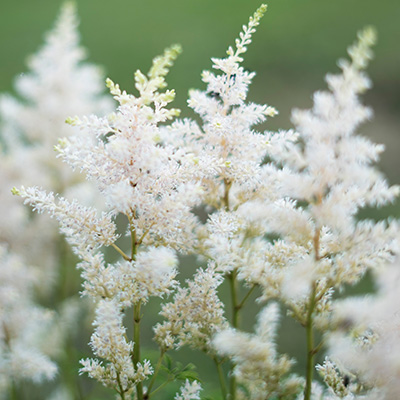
[
  {"left": 0, "top": 2, "right": 113, "bottom": 399},
  {"left": 14, "top": 40, "right": 202, "bottom": 400},
  {"left": 0, "top": 1, "right": 112, "bottom": 291},
  {"left": 10, "top": 3, "right": 400, "bottom": 400}
]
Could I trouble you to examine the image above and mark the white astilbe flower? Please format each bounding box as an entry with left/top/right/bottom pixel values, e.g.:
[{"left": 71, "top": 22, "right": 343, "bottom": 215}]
[
  {"left": 239, "top": 198, "right": 315, "bottom": 247},
  {"left": 78, "top": 247, "right": 178, "bottom": 306},
  {"left": 8, "top": 3, "right": 400, "bottom": 398},
  {"left": 0, "top": 1, "right": 111, "bottom": 200},
  {"left": 281, "top": 256, "right": 333, "bottom": 302},
  {"left": 294, "top": 381, "right": 361, "bottom": 400},
  {"left": 238, "top": 238, "right": 309, "bottom": 301},
  {"left": 282, "top": 26, "right": 398, "bottom": 242},
  {"left": 203, "top": 210, "right": 244, "bottom": 273},
  {"left": 316, "top": 358, "right": 350, "bottom": 398},
  {"left": 324, "top": 258, "right": 400, "bottom": 400},
  {"left": 203, "top": 209, "right": 311, "bottom": 302},
  {"left": 133, "top": 247, "right": 178, "bottom": 300},
  {"left": 13, "top": 37, "right": 202, "bottom": 397},
  {"left": 0, "top": 2, "right": 111, "bottom": 150},
  {"left": 14, "top": 186, "right": 118, "bottom": 258},
  {"left": 159, "top": 7, "right": 300, "bottom": 327},
  {"left": 0, "top": 1, "right": 111, "bottom": 285},
  {"left": 15, "top": 186, "right": 178, "bottom": 304},
  {"left": 162, "top": 4, "right": 296, "bottom": 212},
  {"left": 79, "top": 299, "right": 152, "bottom": 396},
  {"left": 154, "top": 263, "right": 228, "bottom": 351},
  {"left": 0, "top": 245, "right": 57, "bottom": 388},
  {"left": 174, "top": 379, "right": 202, "bottom": 400},
  {"left": 213, "top": 303, "right": 301, "bottom": 399},
  {"left": 7, "top": 347, "right": 57, "bottom": 384},
  {"left": 54, "top": 45, "right": 201, "bottom": 252},
  {"left": 240, "top": 27, "right": 398, "bottom": 315}
]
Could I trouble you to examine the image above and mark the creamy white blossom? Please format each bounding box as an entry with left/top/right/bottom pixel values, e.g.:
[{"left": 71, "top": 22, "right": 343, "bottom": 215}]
[
  {"left": 316, "top": 358, "right": 350, "bottom": 398},
  {"left": 80, "top": 299, "right": 152, "bottom": 396},
  {"left": 0, "top": 2, "right": 111, "bottom": 150},
  {"left": 14, "top": 186, "right": 118, "bottom": 258},
  {"left": 240, "top": 27, "right": 398, "bottom": 313},
  {"left": 163, "top": 4, "right": 293, "bottom": 213},
  {"left": 0, "top": 1, "right": 111, "bottom": 291},
  {"left": 155, "top": 263, "right": 228, "bottom": 351},
  {"left": 78, "top": 247, "right": 178, "bottom": 306},
  {"left": 174, "top": 379, "right": 202, "bottom": 400},
  {"left": 324, "top": 258, "right": 400, "bottom": 400},
  {"left": 13, "top": 33, "right": 203, "bottom": 398},
  {"left": 54, "top": 45, "right": 201, "bottom": 252},
  {"left": 214, "top": 303, "right": 301, "bottom": 399},
  {"left": 0, "top": 245, "right": 57, "bottom": 387}
]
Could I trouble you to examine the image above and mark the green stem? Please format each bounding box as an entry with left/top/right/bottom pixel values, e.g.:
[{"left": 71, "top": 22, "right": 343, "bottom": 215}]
[
  {"left": 213, "top": 356, "right": 228, "bottom": 400},
  {"left": 149, "top": 378, "right": 173, "bottom": 397},
  {"left": 229, "top": 270, "right": 239, "bottom": 328},
  {"left": 116, "top": 372, "right": 126, "bottom": 400},
  {"left": 128, "top": 215, "right": 137, "bottom": 260},
  {"left": 145, "top": 350, "right": 165, "bottom": 398},
  {"left": 313, "top": 338, "right": 325, "bottom": 355},
  {"left": 133, "top": 302, "right": 143, "bottom": 400},
  {"left": 111, "top": 243, "right": 131, "bottom": 261},
  {"left": 228, "top": 270, "right": 239, "bottom": 400},
  {"left": 224, "top": 170, "right": 236, "bottom": 399},
  {"left": 237, "top": 285, "right": 256, "bottom": 310},
  {"left": 10, "top": 380, "right": 18, "bottom": 400},
  {"left": 304, "top": 283, "right": 317, "bottom": 400},
  {"left": 303, "top": 226, "right": 322, "bottom": 399}
]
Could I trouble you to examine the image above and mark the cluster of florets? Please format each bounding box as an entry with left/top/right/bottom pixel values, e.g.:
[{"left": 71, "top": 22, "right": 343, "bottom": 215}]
[
  {"left": 155, "top": 263, "right": 229, "bottom": 352},
  {"left": 4, "top": 2, "right": 400, "bottom": 400},
  {"left": 0, "top": 245, "right": 57, "bottom": 390},
  {"left": 214, "top": 303, "right": 303, "bottom": 400},
  {"left": 79, "top": 299, "right": 153, "bottom": 396}
]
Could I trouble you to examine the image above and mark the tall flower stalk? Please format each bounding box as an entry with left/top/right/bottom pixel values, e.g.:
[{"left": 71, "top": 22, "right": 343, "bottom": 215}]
[
  {"left": 235, "top": 24, "right": 398, "bottom": 399},
  {"left": 14, "top": 42, "right": 202, "bottom": 399}
]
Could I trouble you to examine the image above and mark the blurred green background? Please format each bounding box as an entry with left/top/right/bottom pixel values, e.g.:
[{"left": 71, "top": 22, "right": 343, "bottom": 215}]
[{"left": 0, "top": 0, "right": 399, "bottom": 399}]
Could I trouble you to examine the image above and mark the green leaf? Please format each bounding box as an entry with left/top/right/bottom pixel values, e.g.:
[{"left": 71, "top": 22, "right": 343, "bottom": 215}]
[
  {"left": 176, "top": 370, "right": 200, "bottom": 382},
  {"left": 164, "top": 354, "right": 173, "bottom": 371}
]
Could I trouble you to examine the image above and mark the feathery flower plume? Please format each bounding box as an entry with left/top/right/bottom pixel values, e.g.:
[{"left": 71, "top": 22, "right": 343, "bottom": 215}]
[{"left": 0, "top": 246, "right": 57, "bottom": 390}]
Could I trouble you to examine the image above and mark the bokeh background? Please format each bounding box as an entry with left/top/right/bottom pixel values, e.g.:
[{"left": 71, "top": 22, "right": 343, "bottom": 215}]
[
  {"left": 0, "top": 0, "right": 399, "bottom": 399},
  {"left": 1, "top": 0, "right": 399, "bottom": 184}
]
